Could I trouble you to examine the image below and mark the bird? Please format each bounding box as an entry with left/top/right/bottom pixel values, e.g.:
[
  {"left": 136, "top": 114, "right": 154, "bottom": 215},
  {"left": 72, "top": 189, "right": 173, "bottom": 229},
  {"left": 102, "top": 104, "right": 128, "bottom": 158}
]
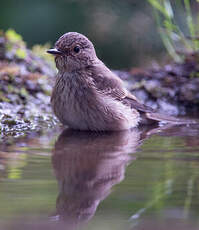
[{"left": 47, "top": 32, "right": 195, "bottom": 131}]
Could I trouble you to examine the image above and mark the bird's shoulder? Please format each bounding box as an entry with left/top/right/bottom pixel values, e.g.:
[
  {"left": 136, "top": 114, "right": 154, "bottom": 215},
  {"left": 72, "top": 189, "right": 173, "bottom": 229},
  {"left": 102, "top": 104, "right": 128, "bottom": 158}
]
[
  {"left": 87, "top": 62, "right": 139, "bottom": 102},
  {"left": 87, "top": 62, "right": 128, "bottom": 99},
  {"left": 86, "top": 62, "right": 154, "bottom": 113}
]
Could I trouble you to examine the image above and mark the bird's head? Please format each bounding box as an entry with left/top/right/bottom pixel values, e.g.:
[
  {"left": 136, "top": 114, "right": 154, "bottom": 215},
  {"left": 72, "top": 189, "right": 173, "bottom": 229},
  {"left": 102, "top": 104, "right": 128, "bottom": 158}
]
[{"left": 47, "top": 32, "right": 97, "bottom": 72}]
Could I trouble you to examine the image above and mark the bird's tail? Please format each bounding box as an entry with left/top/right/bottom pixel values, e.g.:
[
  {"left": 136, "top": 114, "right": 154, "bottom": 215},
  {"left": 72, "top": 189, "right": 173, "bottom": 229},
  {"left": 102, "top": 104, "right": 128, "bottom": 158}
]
[{"left": 145, "top": 112, "right": 198, "bottom": 125}]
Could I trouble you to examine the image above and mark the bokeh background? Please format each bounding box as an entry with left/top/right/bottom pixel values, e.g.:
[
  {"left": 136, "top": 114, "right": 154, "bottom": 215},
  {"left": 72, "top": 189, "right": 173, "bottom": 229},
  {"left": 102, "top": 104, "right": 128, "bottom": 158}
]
[
  {"left": 1, "top": 1, "right": 198, "bottom": 68},
  {"left": 0, "top": 0, "right": 166, "bottom": 69}
]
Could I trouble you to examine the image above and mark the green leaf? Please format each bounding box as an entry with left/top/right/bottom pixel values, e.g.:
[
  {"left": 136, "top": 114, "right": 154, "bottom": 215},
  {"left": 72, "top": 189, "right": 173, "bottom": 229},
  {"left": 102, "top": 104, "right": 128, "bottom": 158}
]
[
  {"left": 5, "top": 29, "right": 22, "bottom": 43},
  {"left": 20, "top": 88, "right": 28, "bottom": 97},
  {"left": 148, "top": 0, "right": 171, "bottom": 18},
  {"left": 15, "top": 48, "right": 27, "bottom": 59},
  {"left": 164, "top": 0, "right": 173, "bottom": 18}
]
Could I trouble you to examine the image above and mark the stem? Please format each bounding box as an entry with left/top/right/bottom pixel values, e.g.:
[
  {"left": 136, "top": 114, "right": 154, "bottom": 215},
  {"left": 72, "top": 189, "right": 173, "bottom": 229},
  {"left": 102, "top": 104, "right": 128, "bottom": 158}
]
[
  {"left": 153, "top": 7, "right": 182, "bottom": 62},
  {"left": 184, "top": 0, "right": 197, "bottom": 50}
]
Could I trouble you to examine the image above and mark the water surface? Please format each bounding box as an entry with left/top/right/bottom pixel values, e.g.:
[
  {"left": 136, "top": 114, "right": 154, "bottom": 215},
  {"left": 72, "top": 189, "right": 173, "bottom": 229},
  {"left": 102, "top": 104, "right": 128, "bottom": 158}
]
[{"left": 0, "top": 124, "right": 199, "bottom": 230}]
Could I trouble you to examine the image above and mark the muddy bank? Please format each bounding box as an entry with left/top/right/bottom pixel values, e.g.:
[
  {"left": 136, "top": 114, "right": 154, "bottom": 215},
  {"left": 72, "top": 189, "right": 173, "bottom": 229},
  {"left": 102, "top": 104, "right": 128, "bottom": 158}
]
[
  {"left": 0, "top": 30, "right": 58, "bottom": 140},
  {"left": 0, "top": 30, "right": 198, "bottom": 139},
  {"left": 116, "top": 54, "right": 199, "bottom": 116}
]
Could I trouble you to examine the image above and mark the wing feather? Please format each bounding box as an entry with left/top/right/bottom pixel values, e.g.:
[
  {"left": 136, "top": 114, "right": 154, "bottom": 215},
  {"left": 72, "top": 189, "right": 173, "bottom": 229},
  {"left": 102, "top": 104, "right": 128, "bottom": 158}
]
[{"left": 90, "top": 64, "right": 153, "bottom": 113}]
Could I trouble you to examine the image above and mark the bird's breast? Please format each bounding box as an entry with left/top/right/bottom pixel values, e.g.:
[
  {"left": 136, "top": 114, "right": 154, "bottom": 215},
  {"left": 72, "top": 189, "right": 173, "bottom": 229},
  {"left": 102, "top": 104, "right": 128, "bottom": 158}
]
[{"left": 51, "top": 73, "right": 98, "bottom": 127}]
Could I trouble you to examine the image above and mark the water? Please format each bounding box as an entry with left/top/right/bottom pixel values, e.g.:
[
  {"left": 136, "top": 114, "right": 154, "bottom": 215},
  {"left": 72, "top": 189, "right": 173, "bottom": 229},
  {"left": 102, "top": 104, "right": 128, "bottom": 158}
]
[{"left": 0, "top": 124, "right": 199, "bottom": 230}]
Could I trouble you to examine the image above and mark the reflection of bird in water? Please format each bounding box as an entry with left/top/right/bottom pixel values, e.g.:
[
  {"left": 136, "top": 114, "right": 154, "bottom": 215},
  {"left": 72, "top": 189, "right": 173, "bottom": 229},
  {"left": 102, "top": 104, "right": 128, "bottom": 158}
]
[
  {"left": 154, "top": 123, "right": 199, "bottom": 147},
  {"left": 52, "top": 128, "right": 143, "bottom": 229}
]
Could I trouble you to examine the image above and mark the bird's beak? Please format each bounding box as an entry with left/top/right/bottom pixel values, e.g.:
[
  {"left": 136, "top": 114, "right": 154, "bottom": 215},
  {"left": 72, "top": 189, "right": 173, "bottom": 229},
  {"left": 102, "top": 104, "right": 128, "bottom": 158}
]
[{"left": 47, "top": 48, "right": 63, "bottom": 55}]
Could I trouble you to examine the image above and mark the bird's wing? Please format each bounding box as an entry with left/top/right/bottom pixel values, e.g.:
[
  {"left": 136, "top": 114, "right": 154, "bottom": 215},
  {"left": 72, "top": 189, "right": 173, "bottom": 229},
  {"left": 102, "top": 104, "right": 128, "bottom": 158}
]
[
  {"left": 90, "top": 65, "right": 127, "bottom": 99},
  {"left": 90, "top": 64, "right": 154, "bottom": 113},
  {"left": 90, "top": 64, "right": 197, "bottom": 124},
  {"left": 123, "top": 93, "right": 155, "bottom": 113}
]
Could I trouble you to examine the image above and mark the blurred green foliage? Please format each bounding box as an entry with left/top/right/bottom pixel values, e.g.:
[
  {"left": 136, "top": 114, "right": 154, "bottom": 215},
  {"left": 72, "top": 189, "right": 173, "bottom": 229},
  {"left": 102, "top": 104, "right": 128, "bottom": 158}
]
[
  {"left": 6, "top": 29, "right": 23, "bottom": 43},
  {"left": 0, "top": 0, "right": 165, "bottom": 69},
  {"left": 1, "top": 1, "right": 199, "bottom": 68},
  {"left": 148, "top": 0, "right": 199, "bottom": 62}
]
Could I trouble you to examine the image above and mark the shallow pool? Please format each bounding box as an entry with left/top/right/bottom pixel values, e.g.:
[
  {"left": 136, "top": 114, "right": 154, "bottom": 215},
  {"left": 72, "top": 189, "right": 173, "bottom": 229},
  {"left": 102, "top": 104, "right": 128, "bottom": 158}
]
[{"left": 0, "top": 124, "right": 199, "bottom": 230}]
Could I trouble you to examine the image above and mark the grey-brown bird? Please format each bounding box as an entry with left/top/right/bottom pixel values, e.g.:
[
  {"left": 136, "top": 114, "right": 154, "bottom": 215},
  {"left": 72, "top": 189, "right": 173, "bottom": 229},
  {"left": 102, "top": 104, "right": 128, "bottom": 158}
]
[{"left": 47, "top": 32, "right": 193, "bottom": 131}]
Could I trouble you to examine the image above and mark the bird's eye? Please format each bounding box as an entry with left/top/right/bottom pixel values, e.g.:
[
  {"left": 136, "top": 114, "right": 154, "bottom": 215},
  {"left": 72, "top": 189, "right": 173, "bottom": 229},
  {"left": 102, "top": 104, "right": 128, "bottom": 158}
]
[{"left": 73, "top": 46, "right": 80, "bottom": 53}]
